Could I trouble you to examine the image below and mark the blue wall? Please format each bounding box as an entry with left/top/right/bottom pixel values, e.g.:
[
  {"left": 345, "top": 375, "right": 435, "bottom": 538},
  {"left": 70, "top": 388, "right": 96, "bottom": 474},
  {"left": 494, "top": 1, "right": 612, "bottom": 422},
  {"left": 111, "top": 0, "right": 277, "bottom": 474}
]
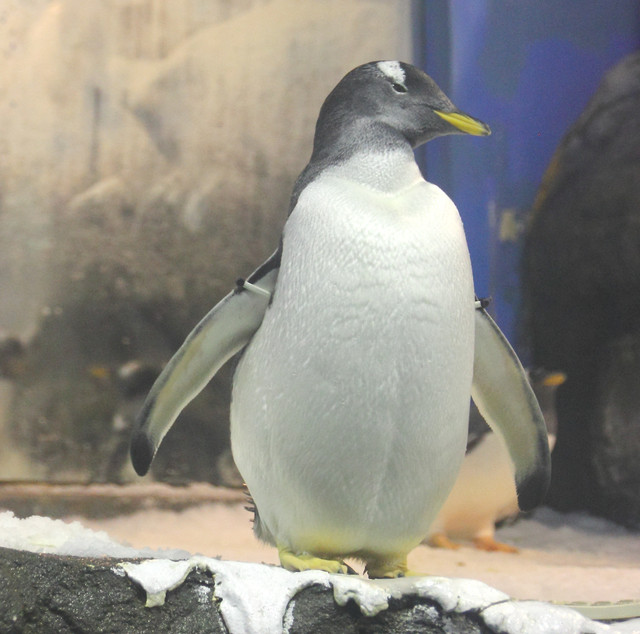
[{"left": 413, "top": 0, "right": 640, "bottom": 352}]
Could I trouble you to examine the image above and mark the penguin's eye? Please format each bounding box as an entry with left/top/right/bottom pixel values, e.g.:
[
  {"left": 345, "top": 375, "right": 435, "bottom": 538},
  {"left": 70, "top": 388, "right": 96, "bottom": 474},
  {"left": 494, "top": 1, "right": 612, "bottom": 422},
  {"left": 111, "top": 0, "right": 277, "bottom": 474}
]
[{"left": 392, "top": 82, "right": 408, "bottom": 94}]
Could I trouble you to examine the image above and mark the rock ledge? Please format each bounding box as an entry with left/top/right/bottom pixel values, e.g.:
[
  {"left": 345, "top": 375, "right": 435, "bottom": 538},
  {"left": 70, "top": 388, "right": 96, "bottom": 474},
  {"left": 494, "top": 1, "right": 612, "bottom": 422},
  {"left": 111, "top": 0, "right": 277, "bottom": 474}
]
[{"left": 0, "top": 547, "right": 612, "bottom": 634}]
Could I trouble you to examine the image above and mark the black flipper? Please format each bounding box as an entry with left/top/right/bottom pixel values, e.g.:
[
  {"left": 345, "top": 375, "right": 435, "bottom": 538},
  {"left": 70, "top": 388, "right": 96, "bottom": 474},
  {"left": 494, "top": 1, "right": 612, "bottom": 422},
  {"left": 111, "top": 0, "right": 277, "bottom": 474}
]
[{"left": 130, "top": 253, "right": 279, "bottom": 475}]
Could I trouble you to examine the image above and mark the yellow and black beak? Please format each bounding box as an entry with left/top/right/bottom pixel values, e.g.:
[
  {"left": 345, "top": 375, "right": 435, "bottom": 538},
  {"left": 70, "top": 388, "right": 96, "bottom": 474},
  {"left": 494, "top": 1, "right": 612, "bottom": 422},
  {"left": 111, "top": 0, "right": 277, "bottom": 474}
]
[{"left": 434, "top": 110, "right": 491, "bottom": 136}]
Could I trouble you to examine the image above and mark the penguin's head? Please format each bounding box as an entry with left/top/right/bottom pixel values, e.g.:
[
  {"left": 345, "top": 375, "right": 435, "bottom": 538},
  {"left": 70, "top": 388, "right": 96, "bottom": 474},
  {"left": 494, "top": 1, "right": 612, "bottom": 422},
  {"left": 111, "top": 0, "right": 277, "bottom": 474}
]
[{"left": 313, "top": 61, "right": 490, "bottom": 157}]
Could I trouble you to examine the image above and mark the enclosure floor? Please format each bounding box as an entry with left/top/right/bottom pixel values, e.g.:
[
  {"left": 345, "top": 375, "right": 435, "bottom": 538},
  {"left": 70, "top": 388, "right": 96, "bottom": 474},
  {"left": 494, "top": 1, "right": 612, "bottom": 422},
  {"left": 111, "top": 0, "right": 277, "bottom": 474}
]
[{"left": 68, "top": 499, "right": 640, "bottom": 605}]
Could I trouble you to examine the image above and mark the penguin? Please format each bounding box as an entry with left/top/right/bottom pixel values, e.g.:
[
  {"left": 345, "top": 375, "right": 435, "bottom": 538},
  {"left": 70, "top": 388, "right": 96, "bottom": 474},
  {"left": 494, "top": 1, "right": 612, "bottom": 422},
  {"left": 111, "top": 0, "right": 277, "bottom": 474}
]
[
  {"left": 130, "top": 61, "right": 551, "bottom": 578},
  {"left": 427, "top": 369, "right": 565, "bottom": 553}
]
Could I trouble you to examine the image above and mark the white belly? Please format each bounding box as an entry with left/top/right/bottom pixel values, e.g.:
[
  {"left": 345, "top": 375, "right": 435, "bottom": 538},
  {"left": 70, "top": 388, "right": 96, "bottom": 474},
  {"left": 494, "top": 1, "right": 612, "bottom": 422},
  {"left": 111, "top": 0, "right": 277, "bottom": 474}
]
[{"left": 231, "top": 173, "right": 475, "bottom": 558}]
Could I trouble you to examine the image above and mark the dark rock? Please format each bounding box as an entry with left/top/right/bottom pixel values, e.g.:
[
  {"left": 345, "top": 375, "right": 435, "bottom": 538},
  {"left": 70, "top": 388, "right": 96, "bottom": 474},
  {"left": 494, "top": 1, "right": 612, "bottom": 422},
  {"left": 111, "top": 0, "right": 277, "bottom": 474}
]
[
  {"left": 288, "top": 584, "right": 491, "bottom": 633},
  {"left": 592, "top": 336, "right": 640, "bottom": 526},
  {"left": 0, "top": 547, "right": 226, "bottom": 633},
  {"left": 0, "top": 546, "right": 612, "bottom": 634},
  {"left": 523, "top": 52, "right": 640, "bottom": 527}
]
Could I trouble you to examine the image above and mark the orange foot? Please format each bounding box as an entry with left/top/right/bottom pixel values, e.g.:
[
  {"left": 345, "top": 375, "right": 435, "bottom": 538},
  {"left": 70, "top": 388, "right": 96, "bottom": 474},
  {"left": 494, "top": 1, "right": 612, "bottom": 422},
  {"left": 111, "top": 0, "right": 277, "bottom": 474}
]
[
  {"left": 427, "top": 532, "right": 461, "bottom": 550},
  {"left": 473, "top": 535, "right": 519, "bottom": 553}
]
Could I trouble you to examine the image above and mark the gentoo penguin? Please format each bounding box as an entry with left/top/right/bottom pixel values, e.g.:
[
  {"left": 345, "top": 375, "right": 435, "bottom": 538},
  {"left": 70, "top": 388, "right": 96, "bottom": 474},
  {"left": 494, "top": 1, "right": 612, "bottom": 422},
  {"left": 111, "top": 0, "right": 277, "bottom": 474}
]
[
  {"left": 130, "top": 61, "right": 551, "bottom": 578},
  {"left": 427, "top": 369, "right": 565, "bottom": 552}
]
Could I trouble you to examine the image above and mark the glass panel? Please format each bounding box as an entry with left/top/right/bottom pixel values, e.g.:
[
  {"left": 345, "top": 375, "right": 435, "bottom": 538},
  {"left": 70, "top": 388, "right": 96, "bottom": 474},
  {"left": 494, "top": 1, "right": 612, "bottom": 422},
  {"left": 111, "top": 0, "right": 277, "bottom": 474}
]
[{"left": 0, "top": 0, "right": 411, "bottom": 484}]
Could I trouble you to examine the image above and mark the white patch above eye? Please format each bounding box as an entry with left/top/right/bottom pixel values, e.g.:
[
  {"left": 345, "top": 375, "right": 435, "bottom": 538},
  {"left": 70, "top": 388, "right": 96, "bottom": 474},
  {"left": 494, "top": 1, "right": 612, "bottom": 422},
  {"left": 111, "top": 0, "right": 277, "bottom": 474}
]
[{"left": 376, "top": 61, "right": 406, "bottom": 86}]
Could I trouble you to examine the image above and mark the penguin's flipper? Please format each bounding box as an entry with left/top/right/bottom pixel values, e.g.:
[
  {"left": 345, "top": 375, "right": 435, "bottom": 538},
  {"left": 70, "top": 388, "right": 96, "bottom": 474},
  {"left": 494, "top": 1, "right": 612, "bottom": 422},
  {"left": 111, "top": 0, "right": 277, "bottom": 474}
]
[
  {"left": 130, "top": 254, "right": 280, "bottom": 476},
  {"left": 471, "top": 307, "right": 551, "bottom": 512}
]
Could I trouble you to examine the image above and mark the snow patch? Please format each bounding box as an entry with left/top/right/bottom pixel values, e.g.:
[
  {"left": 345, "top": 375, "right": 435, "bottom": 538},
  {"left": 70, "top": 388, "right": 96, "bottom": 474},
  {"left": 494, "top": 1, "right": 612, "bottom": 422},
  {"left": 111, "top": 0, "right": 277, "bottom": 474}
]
[
  {"left": 410, "top": 575, "right": 509, "bottom": 612},
  {"left": 120, "top": 558, "right": 194, "bottom": 607},
  {"left": 499, "top": 506, "right": 639, "bottom": 562},
  {"left": 120, "top": 557, "right": 331, "bottom": 633},
  {"left": 481, "top": 600, "right": 611, "bottom": 634},
  {"left": 119, "top": 558, "right": 411, "bottom": 631},
  {"left": 612, "top": 618, "right": 640, "bottom": 633},
  {"left": 332, "top": 575, "right": 390, "bottom": 617},
  {"left": 0, "top": 511, "right": 189, "bottom": 559},
  {"left": 282, "top": 597, "right": 296, "bottom": 632},
  {"left": 119, "top": 557, "right": 617, "bottom": 634}
]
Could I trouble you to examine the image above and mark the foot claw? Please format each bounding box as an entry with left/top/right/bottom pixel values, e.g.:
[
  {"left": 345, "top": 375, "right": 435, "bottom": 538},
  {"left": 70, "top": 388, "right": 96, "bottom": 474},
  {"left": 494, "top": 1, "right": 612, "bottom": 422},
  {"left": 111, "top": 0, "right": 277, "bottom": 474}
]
[
  {"left": 278, "top": 545, "right": 352, "bottom": 574},
  {"left": 365, "top": 556, "right": 419, "bottom": 579}
]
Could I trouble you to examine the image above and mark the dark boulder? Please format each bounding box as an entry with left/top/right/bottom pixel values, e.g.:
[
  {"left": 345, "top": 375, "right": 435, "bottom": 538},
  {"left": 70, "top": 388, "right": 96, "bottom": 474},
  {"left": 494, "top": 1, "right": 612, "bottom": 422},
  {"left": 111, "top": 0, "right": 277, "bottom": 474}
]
[{"left": 523, "top": 52, "right": 640, "bottom": 527}]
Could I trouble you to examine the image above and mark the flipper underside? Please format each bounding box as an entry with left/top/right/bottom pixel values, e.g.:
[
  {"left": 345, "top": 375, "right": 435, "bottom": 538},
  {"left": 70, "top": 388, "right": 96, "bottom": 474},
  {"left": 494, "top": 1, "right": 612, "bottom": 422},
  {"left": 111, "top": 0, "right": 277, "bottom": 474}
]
[
  {"left": 129, "top": 259, "right": 279, "bottom": 476},
  {"left": 471, "top": 307, "right": 551, "bottom": 511}
]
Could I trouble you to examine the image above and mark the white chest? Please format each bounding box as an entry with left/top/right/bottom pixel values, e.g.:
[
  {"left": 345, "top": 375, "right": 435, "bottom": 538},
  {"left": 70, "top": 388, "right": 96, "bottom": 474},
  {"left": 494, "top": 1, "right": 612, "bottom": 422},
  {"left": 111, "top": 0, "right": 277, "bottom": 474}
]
[
  {"left": 231, "top": 159, "right": 476, "bottom": 553},
  {"left": 277, "top": 171, "right": 474, "bottom": 353}
]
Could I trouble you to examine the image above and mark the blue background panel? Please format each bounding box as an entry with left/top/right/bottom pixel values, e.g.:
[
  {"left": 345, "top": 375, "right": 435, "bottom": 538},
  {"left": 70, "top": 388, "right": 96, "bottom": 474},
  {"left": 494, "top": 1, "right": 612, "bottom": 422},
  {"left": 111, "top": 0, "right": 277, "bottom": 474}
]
[{"left": 413, "top": 0, "right": 640, "bottom": 352}]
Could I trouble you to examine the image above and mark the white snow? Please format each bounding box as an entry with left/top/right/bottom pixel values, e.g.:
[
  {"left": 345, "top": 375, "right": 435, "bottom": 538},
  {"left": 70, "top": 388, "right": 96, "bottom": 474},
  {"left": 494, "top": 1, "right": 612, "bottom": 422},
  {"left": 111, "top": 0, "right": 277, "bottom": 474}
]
[
  {"left": 499, "top": 506, "right": 639, "bottom": 563},
  {"left": 119, "top": 558, "right": 193, "bottom": 607},
  {"left": 406, "top": 575, "right": 510, "bottom": 612},
  {"left": 199, "top": 560, "right": 328, "bottom": 633},
  {"left": 612, "top": 619, "right": 640, "bottom": 633},
  {"left": 0, "top": 510, "right": 189, "bottom": 559},
  {"left": 119, "top": 558, "right": 622, "bottom": 634},
  {"left": 331, "top": 575, "right": 390, "bottom": 617},
  {"left": 481, "top": 600, "right": 610, "bottom": 634},
  {"left": 119, "top": 557, "right": 418, "bottom": 631},
  {"left": 120, "top": 557, "right": 376, "bottom": 633}
]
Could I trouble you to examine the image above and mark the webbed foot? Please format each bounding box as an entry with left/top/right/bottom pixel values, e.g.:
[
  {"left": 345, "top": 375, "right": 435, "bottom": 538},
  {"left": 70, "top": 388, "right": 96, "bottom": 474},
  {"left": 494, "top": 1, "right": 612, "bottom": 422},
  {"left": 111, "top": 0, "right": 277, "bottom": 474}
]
[
  {"left": 365, "top": 556, "right": 420, "bottom": 579},
  {"left": 278, "top": 545, "right": 356, "bottom": 574},
  {"left": 427, "top": 532, "right": 461, "bottom": 550},
  {"left": 473, "top": 535, "right": 519, "bottom": 553}
]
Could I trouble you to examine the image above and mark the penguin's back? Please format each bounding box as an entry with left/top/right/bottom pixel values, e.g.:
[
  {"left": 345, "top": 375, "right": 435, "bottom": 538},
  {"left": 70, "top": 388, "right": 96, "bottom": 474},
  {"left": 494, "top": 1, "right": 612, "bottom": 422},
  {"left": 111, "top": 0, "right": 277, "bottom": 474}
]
[{"left": 231, "top": 155, "right": 475, "bottom": 556}]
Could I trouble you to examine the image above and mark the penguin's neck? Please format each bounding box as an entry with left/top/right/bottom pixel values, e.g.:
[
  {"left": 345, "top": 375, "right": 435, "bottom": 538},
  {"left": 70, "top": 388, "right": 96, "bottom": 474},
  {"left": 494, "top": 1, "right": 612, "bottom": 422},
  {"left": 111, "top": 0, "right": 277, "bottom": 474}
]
[
  {"left": 288, "top": 123, "right": 423, "bottom": 215},
  {"left": 311, "top": 122, "right": 423, "bottom": 193},
  {"left": 329, "top": 145, "right": 423, "bottom": 193}
]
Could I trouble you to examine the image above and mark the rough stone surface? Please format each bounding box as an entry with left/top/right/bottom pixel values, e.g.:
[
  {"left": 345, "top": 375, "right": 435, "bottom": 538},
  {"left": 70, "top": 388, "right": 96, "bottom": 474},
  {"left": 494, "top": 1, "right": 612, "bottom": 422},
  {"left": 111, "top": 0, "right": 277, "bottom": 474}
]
[
  {"left": 287, "top": 584, "right": 491, "bottom": 633},
  {"left": 592, "top": 336, "right": 640, "bottom": 526},
  {"left": 0, "top": 547, "right": 524, "bottom": 634},
  {"left": 0, "top": 547, "right": 225, "bottom": 633},
  {"left": 522, "top": 51, "right": 640, "bottom": 528},
  {"left": 0, "top": 547, "right": 615, "bottom": 634}
]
